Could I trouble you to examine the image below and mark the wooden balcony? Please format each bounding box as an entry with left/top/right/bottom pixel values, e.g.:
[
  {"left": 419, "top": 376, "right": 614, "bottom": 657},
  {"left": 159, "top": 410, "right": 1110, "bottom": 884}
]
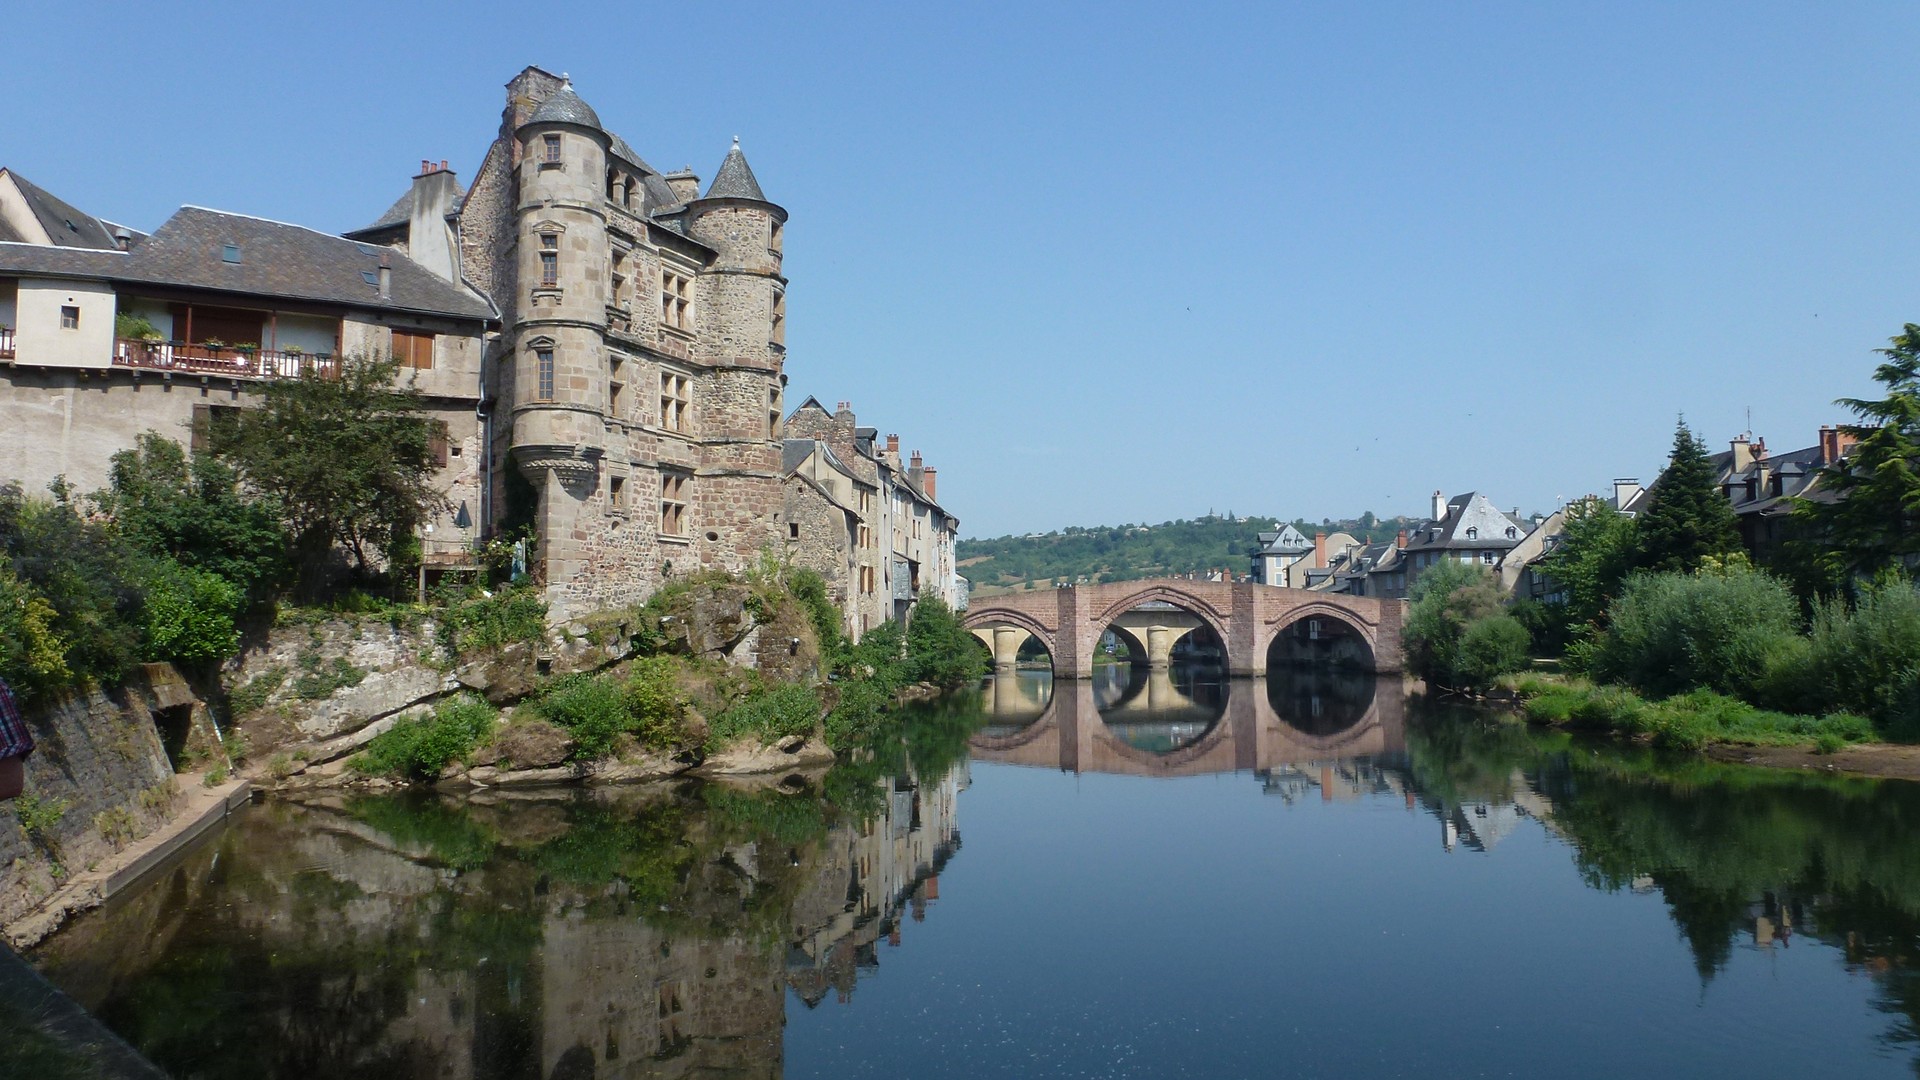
[{"left": 112, "top": 339, "right": 336, "bottom": 379}]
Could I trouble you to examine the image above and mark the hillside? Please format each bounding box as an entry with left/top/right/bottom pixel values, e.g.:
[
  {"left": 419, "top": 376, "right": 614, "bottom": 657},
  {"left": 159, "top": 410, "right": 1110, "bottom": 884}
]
[{"left": 959, "top": 513, "right": 1414, "bottom": 596}]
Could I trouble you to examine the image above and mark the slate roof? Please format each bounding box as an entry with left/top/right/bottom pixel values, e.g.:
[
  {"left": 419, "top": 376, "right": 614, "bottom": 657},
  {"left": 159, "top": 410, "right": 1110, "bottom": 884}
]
[
  {"left": 1253, "top": 524, "right": 1311, "bottom": 555},
  {"left": 524, "top": 84, "right": 602, "bottom": 130},
  {"left": 1402, "top": 492, "right": 1525, "bottom": 552},
  {"left": 7, "top": 172, "right": 123, "bottom": 250},
  {"left": 704, "top": 140, "right": 767, "bottom": 201},
  {"left": 0, "top": 242, "right": 131, "bottom": 279},
  {"left": 346, "top": 177, "right": 467, "bottom": 238}
]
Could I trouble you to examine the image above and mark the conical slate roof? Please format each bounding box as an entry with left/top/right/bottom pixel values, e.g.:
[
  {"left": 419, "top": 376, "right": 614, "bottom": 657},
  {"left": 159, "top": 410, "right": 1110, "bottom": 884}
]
[
  {"left": 525, "top": 83, "right": 602, "bottom": 130},
  {"left": 704, "top": 139, "right": 766, "bottom": 201}
]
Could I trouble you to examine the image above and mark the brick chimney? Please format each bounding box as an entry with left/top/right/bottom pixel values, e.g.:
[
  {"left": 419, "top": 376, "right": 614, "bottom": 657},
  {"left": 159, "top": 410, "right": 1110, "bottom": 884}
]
[
  {"left": 908, "top": 450, "right": 924, "bottom": 490},
  {"left": 662, "top": 168, "right": 701, "bottom": 204},
  {"left": 923, "top": 466, "right": 937, "bottom": 501},
  {"left": 1396, "top": 529, "right": 1407, "bottom": 550},
  {"left": 885, "top": 433, "right": 900, "bottom": 456},
  {"left": 1313, "top": 531, "right": 1327, "bottom": 569}
]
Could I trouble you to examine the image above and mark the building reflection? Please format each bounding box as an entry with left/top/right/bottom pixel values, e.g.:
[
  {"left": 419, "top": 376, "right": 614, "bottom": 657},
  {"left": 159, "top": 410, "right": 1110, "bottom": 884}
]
[{"left": 35, "top": 766, "right": 968, "bottom": 1080}]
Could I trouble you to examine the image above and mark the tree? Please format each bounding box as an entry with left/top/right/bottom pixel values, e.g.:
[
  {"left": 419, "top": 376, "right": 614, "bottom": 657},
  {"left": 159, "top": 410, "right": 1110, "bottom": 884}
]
[
  {"left": 1402, "top": 560, "right": 1527, "bottom": 691},
  {"left": 1635, "top": 419, "right": 1741, "bottom": 575},
  {"left": 93, "top": 432, "right": 289, "bottom": 603},
  {"left": 1534, "top": 495, "right": 1639, "bottom": 635},
  {"left": 904, "top": 596, "right": 986, "bottom": 689},
  {"left": 210, "top": 355, "right": 443, "bottom": 594},
  {"left": 1791, "top": 324, "right": 1920, "bottom": 585}
]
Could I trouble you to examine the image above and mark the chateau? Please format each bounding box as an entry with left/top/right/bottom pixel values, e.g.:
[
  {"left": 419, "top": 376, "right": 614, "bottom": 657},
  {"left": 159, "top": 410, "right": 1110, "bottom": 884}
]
[{"left": 0, "top": 66, "right": 961, "bottom": 627}]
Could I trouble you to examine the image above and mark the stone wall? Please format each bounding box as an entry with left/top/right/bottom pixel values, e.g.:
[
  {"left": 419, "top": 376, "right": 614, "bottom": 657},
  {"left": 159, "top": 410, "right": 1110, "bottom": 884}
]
[{"left": 0, "top": 668, "right": 182, "bottom": 926}]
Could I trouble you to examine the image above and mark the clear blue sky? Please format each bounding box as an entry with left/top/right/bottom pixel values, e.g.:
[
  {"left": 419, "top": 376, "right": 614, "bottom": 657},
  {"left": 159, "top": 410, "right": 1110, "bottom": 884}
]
[{"left": 9, "top": 2, "right": 1917, "bottom": 537}]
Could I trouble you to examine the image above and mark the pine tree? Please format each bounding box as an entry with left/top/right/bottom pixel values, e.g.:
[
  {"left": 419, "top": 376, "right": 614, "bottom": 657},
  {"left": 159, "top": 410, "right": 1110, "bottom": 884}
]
[
  {"left": 1791, "top": 324, "right": 1920, "bottom": 584},
  {"left": 1635, "top": 419, "right": 1741, "bottom": 575}
]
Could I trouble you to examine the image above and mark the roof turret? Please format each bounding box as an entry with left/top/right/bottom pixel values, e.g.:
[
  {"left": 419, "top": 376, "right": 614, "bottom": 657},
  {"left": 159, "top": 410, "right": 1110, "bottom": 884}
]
[
  {"left": 703, "top": 137, "right": 767, "bottom": 201},
  {"left": 523, "top": 79, "right": 602, "bottom": 130}
]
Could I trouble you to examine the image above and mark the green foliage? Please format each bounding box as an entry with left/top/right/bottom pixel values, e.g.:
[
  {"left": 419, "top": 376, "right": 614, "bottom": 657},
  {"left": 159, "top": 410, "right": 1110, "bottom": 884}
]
[
  {"left": 435, "top": 584, "right": 547, "bottom": 656},
  {"left": 1634, "top": 419, "right": 1742, "bottom": 576},
  {"left": 141, "top": 558, "right": 241, "bottom": 667},
  {"left": 532, "top": 661, "right": 688, "bottom": 760},
  {"left": 1803, "top": 577, "right": 1920, "bottom": 738},
  {"left": 1402, "top": 561, "right": 1525, "bottom": 691},
  {"left": 1533, "top": 494, "right": 1640, "bottom": 637},
  {"left": 1517, "top": 678, "right": 1875, "bottom": 750},
  {"left": 93, "top": 433, "right": 288, "bottom": 603},
  {"left": 353, "top": 696, "right": 498, "bottom": 781},
  {"left": 13, "top": 793, "right": 69, "bottom": 845},
  {"left": 706, "top": 683, "right": 821, "bottom": 751},
  {"left": 208, "top": 354, "right": 443, "bottom": 593},
  {"left": 114, "top": 312, "right": 159, "bottom": 340},
  {"left": 0, "top": 564, "right": 71, "bottom": 703},
  {"left": 957, "top": 511, "right": 1408, "bottom": 590},
  {"left": 786, "top": 567, "right": 845, "bottom": 658},
  {"left": 905, "top": 595, "right": 986, "bottom": 688},
  {"left": 0, "top": 483, "right": 146, "bottom": 697},
  {"left": 348, "top": 793, "right": 498, "bottom": 869},
  {"left": 227, "top": 667, "right": 286, "bottom": 718},
  {"left": 1791, "top": 324, "right": 1920, "bottom": 584},
  {"left": 291, "top": 651, "right": 366, "bottom": 700},
  {"left": 1590, "top": 565, "right": 1801, "bottom": 700}
]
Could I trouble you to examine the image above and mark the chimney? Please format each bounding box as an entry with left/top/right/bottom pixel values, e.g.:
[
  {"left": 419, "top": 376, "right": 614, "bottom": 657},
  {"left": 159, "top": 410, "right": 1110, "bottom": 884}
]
[
  {"left": 923, "top": 467, "right": 937, "bottom": 501},
  {"left": 377, "top": 256, "right": 392, "bottom": 301},
  {"left": 1612, "top": 478, "right": 1642, "bottom": 510},
  {"left": 908, "top": 450, "right": 924, "bottom": 489},
  {"left": 1313, "top": 531, "right": 1327, "bottom": 569},
  {"left": 1752, "top": 436, "right": 1768, "bottom": 461},
  {"left": 1818, "top": 425, "right": 1835, "bottom": 464},
  {"left": 1431, "top": 490, "right": 1446, "bottom": 522},
  {"left": 885, "top": 433, "right": 900, "bottom": 456},
  {"left": 1832, "top": 425, "right": 1860, "bottom": 460},
  {"left": 1730, "top": 434, "right": 1753, "bottom": 473},
  {"left": 663, "top": 168, "right": 701, "bottom": 204},
  {"left": 407, "top": 160, "right": 461, "bottom": 282},
  {"left": 1396, "top": 529, "right": 1407, "bottom": 550},
  {"left": 113, "top": 228, "right": 131, "bottom": 251}
]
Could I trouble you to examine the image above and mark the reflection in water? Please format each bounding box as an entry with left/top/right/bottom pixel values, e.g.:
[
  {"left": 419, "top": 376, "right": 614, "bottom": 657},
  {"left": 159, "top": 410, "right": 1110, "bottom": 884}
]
[
  {"left": 34, "top": 763, "right": 967, "bottom": 1080},
  {"left": 29, "top": 688, "right": 1920, "bottom": 1078},
  {"left": 1264, "top": 665, "right": 1377, "bottom": 735},
  {"left": 1093, "top": 664, "right": 1227, "bottom": 753}
]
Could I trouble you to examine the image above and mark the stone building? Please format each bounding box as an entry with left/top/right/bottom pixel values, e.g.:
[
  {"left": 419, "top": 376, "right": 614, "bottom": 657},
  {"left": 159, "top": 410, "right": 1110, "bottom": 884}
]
[
  {"left": 0, "top": 167, "right": 494, "bottom": 565},
  {"left": 783, "top": 397, "right": 962, "bottom": 639},
  {"left": 352, "top": 67, "right": 793, "bottom": 619}
]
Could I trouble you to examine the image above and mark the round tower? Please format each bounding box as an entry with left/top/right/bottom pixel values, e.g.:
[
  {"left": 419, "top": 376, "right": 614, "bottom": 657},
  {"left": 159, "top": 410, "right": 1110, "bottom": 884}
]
[
  {"left": 508, "top": 80, "right": 613, "bottom": 609},
  {"left": 685, "top": 139, "right": 790, "bottom": 568}
]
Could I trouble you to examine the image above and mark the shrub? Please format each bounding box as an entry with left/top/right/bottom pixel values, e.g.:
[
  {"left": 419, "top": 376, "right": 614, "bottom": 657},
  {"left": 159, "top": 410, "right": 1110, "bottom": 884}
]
[
  {"left": 785, "top": 568, "right": 844, "bottom": 661},
  {"left": 141, "top": 558, "right": 241, "bottom": 667},
  {"left": 1590, "top": 565, "right": 1802, "bottom": 699},
  {"left": 532, "top": 674, "right": 631, "bottom": 759},
  {"left": 1805, "top": 578, "right": 1920, "bottom": 738},
  {"left": 1403, "top": 561, "right": 1524, "bottom": 691},
  {"left": 706, "top": 683, "right": 822, "bottom": 751},
  {"left": 438, "top": 584, "right": 548, "bottom": 656},
  {"left": 1455, "top": 615, "right": 1531, "bottom": 690},
  {"left": 906, "top": 595, "right": 986, "bottom": 688},
  {"left": 0, "top": 565, "right": 70, "bottom": 704},
  {"left": 1815, "top": 732, "right": 1846, "bottom": 755},
  {"left": 355, "top": 696, "right": 498, "bottom": 781},
  {"left": 292, "top": 652, "right": 366, "bottom": 700}
]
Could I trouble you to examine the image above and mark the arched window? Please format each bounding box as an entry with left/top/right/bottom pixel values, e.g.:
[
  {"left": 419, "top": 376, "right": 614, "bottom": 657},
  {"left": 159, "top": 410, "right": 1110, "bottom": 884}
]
[
  {"left": 1465, "top": 527, "right": 1478, "bottom": 539},
  {"left": 1505, "top": 526, "right": 1517, "bottom": 539}
]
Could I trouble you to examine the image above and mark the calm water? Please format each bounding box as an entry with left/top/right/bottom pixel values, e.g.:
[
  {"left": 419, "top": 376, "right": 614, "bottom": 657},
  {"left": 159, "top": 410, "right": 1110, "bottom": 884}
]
[{"left": 31, "top": 668, "right": 1920, "bottom": 1079}]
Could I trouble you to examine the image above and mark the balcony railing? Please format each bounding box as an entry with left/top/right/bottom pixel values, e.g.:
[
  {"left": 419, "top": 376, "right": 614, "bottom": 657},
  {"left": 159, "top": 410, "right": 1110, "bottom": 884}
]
[
  {"left": 0, "top": 328, "right": 13, "bottom": 359},
  {"left": 112, "top": 339, "right": 335, "bottom": 379}
]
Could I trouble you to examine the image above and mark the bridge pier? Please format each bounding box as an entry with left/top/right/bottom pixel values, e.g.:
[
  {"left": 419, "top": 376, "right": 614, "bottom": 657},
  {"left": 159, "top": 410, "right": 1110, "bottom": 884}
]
[{"left": 973, "top": 626, "right": 1033, "bottom": 673}]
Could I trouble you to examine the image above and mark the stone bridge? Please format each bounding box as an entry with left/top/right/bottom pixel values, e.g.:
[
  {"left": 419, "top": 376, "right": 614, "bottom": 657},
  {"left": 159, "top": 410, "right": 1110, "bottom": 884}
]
[
  {"left": 963, "top": 580, "right": 1404, "bottom": 678},
  {"left": 968, "top": 673, "right": 1406, "bottom": 779}
]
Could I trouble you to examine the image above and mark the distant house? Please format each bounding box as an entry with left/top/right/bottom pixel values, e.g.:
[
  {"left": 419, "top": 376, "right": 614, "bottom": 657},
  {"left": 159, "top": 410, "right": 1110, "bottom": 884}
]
[
  {"left": 1248, "top": 524, "right": 1313, "bottom": 587},
  {"left": 1499, "top": 479, "right": 1645, "bottom": 601},
  {"left": 1709, "top": 429, "right": 1856, "bottom": 565},
  {"left": 1401, "top": 492, "right": 1527, "bottom": 587}
]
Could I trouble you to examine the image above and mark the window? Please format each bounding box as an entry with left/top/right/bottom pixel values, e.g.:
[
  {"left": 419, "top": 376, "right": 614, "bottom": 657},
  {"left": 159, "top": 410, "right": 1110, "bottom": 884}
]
[
  {"left": 770, "top": 219, "right": 784, "bottom": 253},
  {"left": 221, "top": 244, "right": 242, "bottom": 264},
  {"left": 661, "top": 268, "right": 691, "bottom": 330},
  {"left": 190, "top": 403, "right": 242, "bottom": 452},
  {"left": 59, "top": 305, "right": 79, "bottom": 330},
  {"left": 659, "top": 371, "right": 689, "bottom": 432},
  {"left": 393, "top": 330, "right": 435, "bottom": 369},
  {"left": 788, "top": 522, "right": 800, "bottom": 540},
  {"left": 767, "top": 387, "right": 781, "bottom": 438},
  {"left": 536, "top": 348, "right": 555, "bottom": 400},
  {"left": 858, "top": 524, "right": 871, "bottom": 550},
  {"left": 543, "top": 133, "right": 561, "bottom": 163},
  {"left": 609, "top": 379, "right": 624, "bottom": 416},
  {"left": 539, "top": 235, "right": 558, "bottom": 287},
  {"left": 1464, "top": 527, "right": 1478, "bottom": 539},
  {"left": 429, "top": 421, "right": 450, "bottom": 468},
  {"left": 1504, "top": 526, "right": 1518, "bottom": 539},
  {"left": 859, "top": 565, "right": 875, "bottom": 595},
  {"left": 770, "top": 287, "right": 785, "bottom": 345},
  {"left": 660, "top": 472, "right": 688, "bottom": 536},
  {"left": 609, "top": 475, "right": 625, "bottom": 511}
]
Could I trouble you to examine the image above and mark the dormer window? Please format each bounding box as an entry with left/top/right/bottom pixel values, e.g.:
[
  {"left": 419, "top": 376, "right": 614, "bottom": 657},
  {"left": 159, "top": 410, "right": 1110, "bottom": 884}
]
[
  {"left": 1465, "top": 527, "right": 1478, "bottom": 540},
  {"left": 221, "top": 244, "right": 242, "bottom": 264},
  {"left": 543, "top": 134, "right": 562, "bottom": 164},
  {"left": 1504, "top": 526, "right": 1517, "bottom": 539}
]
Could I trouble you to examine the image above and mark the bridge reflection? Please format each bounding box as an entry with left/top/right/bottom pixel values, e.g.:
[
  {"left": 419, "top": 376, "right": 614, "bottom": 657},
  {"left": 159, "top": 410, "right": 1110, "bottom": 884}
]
[{"left": 968, "top": 666, "right": 1404, "bottom": 778}]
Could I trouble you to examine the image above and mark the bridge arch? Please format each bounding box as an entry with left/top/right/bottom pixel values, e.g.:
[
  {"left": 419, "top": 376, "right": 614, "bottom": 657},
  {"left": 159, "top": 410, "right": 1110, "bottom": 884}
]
[
  {"left": 963, "top": 606, "right": 1059, "bottom": 674},
  {"left": 1084, "top": 584, "right": 1232, "bottom": 673},
  {"left": 1262, "top": 600, "right": 1380, "bottom": 671}
]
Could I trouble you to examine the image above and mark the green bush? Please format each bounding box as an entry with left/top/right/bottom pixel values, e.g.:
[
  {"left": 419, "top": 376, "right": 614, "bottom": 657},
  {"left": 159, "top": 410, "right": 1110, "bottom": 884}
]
[
  {"left": 1455, "top": 615, "right": 1531, "bottom": 690},
  {"left": 532, "top": 662, "right": 687, "bottom": 760},
  {"left": 0, "top": 565, "right": 70, "bottom": 704},
  {"left": 355, "top": 696, "right": 497, "bottom": 781},
  {"left": 785, "top": 567, "right": 844, "bottom": 661},
  {"left": 1590, "top": 565, "right": 1802, "bottom": 699},
  {"left": 141, "top": 558, "right": 241, "bottom": 667},
  {"left": 706, "top": 683, "right": 821, "bottom": 751},
  {"left": 825, "top": 679, "right": 892, "bottom": 751},
  {"left": 438, "top": 584, "right": 548, "bottom": 656},
  {"left": 1806, "top": 578, "right": 1920, "bottom": 738},
  {"left": 0, "top": 484, "right": 145, "bottom": 694},
  {"left": 1403, "top": 561, "right": 1526, "bottom": 691},
  {"left": 905, "top": 595, "right": 986, "bottom": 689}
]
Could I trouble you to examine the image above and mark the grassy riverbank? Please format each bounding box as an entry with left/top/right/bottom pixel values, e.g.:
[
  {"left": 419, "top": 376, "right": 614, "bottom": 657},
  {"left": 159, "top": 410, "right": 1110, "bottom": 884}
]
[{"left": 1500, "top": 672, "right": 1876, "bottom": 754}]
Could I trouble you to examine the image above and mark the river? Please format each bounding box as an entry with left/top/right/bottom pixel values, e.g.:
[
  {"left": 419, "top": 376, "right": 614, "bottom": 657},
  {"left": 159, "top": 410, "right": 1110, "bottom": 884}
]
[{"left": 29, "top": 667, "right": 1920, "bottom": 1078}]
